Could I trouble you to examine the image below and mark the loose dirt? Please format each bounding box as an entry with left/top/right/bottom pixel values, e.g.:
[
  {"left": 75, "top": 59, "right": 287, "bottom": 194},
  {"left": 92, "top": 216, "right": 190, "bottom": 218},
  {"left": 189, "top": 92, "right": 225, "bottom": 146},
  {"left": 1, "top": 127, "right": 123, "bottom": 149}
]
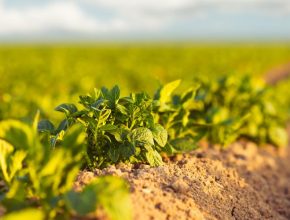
[{"left": 76, "top": 141, "right": 290, "bottom": 220}]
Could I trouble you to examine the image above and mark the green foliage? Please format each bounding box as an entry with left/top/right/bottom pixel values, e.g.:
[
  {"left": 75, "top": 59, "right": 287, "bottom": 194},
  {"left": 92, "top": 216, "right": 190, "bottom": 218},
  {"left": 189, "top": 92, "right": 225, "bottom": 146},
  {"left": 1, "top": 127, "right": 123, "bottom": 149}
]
[
  {"left": 2, "top": 208, "right": 44, "bottom": 220},
  {"left": 42, "top": 76, "right": 288, "bottom": 169},
  {"left": 1, "top": 45, "right": 290, "bottom": 219},
  {"left": 65, "top": 176, "right": 132, "bottom": 220},
  {"left": 154, "top": 81, "right": 203, "bottom": 154},
  {"left": 195, "top": 75, "right": 288, "bottom": 147},
  {"left": 1, "top": 45, "right": 290, "bottom": 121},
  {"left": 44, "top": 86, "right": 168, "bottom": 168},
  {"left": 0, "top": 119, "right": 132, "bottom": 219}
]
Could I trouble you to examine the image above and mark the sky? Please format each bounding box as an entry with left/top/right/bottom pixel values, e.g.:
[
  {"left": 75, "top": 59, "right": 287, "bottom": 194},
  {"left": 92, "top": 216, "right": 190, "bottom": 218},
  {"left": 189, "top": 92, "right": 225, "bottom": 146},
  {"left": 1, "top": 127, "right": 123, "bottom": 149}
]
[{"left": 0, "top": 0, "right": 290, "bottom": 42}]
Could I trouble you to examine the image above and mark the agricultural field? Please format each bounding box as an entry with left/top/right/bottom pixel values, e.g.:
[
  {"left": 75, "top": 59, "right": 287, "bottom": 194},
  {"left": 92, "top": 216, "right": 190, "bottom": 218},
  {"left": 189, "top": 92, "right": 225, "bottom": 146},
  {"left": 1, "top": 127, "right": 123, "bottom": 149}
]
[
  {"left": 1, "top": 44, "right": 290, "bottom": 120},
  {"left": 1, "top": 43, "right": 290, "bottom": 219}
]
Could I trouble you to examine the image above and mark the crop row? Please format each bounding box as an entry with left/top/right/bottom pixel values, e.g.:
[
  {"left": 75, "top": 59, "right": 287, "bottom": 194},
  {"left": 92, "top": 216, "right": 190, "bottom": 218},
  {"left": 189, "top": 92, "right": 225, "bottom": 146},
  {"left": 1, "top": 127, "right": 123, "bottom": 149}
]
[
  {"left": 40, "top": 75, "right": 288, "bottom": 168},
  {"left": 0, "top": 75, "right": 288, "bottom": 219}
]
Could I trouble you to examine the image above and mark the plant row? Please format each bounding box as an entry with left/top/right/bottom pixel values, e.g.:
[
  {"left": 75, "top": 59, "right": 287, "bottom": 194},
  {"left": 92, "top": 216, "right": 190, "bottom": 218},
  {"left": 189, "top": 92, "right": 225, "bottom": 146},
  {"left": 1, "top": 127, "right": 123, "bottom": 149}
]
[
  {"left": 39, "top": 75, "right": 288, "bottom": 168},
  {"left": 0, "top": 116, "right": 131, "bottom": 219},
  {"left": 0, "top": 75, "right": 288, "bottom": 219}
]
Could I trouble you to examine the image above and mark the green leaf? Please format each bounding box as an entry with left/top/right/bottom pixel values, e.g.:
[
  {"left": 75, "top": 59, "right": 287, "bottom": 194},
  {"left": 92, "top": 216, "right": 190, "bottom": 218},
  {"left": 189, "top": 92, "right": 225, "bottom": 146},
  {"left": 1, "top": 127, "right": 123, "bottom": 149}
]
[
  {"left": 116, "top": 104, "right": 128, "bottom": 115},
  {"left": 151, "top": 124, "right": 168, "bottom": 147},
  {"left": 130, "top": 127, "right": 154, "bottom": 147},
  {"left": 108, "top": 146, "right": 120, "bottom": 162},
  {"left": 101, "top": 85, "right": 120, "bottom": 108},
  {"left": 2, "top": 208, "right": 45, "bottom": 220},
  {"left": 119, "top": 142, "right": 135, "bottom": 158},
  {"left": 268, "top": 126, "right": 288, "bottom": 147},
  {"left": 94, "top": 176, "right": 132, "bottom": 220},
  {"left": 0, "top": 139, "right": 14, "bottom": 182},
  {"left": 66, "top": 176, "right": 132, "bottom": 220},
  {"left": 56, "top": 119, "right": 69, "bottom": 133},
  {"left": 181, "top": 84, "right": 200, "bottom": 103},
  {"left": 38, "top": 120, "right": 55, "bottom": 133},
  {"left": 7, "top": 150, "right": 27, "bottom": 183},
  {"left": 65, "top": 184, "right": 98, "bottom": 216},
  {"left": 156, "top": 80, "right": 181, "bottom": 104},
  {"left": 0, "top": 120, "right": 36, "bottom": 151},
  {"left": 32, "top": 110, "right": 40, "bottom": 133},
  {"left": 170, "top": 137, "right": 198, "bottom": 152},
  {"left": 162, "top": 143, "right": 176, "bottom": 155},
  {"left": 145, "top": 150, "right": 163, "bottom": 166},
  {"left": 99, "top": 124, "right": 117, "bottom": 132},
  {"left": 55, "top": 103, "right": 78, "bottom": 115},
  {"left": 110, "top": 130, "right": 123, "bottom": 142},
  {"left": 111, "top": 85, "right": 121, "bottom": 102}
]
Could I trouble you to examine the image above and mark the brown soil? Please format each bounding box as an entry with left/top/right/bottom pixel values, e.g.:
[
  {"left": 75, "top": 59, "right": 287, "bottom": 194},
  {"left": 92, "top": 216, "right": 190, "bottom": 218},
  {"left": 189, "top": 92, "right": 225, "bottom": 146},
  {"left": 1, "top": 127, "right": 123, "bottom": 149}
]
[{"left": 76, "top": 141, "right": 290, "bottom": 220}]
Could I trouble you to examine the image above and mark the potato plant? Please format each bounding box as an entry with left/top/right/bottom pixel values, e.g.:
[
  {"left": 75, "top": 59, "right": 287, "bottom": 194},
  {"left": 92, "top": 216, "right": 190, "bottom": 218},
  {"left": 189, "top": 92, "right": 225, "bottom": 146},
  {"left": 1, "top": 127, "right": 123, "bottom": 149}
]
[
  {"left": 195, "top": 75, "right": 288, "bottom": 147},
  {"left": 0, "top": 114, "right": 131, "bottom": 220},
  {"left": 39, "top": 76, "right": 288, "bottom": 169},
  {"left": 39, "top": 86, "right": 168, "bottom": 168}
]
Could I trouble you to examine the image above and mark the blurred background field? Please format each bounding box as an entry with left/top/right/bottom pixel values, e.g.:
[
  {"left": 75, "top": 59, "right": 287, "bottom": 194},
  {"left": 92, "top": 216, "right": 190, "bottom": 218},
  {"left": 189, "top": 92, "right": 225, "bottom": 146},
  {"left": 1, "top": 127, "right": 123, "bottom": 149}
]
[{"left": 1, "top": 43, "right": 290, "bottom": 121}]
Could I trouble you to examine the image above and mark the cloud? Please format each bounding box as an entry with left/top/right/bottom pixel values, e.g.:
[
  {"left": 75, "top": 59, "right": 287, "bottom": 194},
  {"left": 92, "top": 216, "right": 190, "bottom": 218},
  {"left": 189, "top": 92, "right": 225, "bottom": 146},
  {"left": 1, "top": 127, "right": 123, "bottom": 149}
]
[
  {"left": 0, "top": 0, "right": 289, "bottom": 38},
  {"left": 0, "top": 0, "right": 174, "bottom": 36},
  {"left": 83, "top": 0, "right": 290, "bottom": 16},
  {"left": 0, "top": 1, "right": 129, "bottom": 35}
]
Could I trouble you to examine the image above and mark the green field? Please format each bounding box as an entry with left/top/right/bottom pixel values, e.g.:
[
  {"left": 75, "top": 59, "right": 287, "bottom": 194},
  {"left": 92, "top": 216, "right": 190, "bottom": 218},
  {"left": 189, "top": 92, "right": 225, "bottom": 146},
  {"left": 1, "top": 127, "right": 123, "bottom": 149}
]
[
  {"left": 1, "top": 43, "right": 290, "bottom": 219},
  {"left": 1, "top": 44, "right": 290, "bottom": 121}
]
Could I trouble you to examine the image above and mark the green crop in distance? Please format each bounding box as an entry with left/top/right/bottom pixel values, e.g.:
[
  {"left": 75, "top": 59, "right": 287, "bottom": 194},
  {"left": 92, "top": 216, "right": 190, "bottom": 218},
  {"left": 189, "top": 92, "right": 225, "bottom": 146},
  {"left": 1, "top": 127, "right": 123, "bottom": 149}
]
[{"left": 195, "top": 75, "right": 288, "bottom": 147}]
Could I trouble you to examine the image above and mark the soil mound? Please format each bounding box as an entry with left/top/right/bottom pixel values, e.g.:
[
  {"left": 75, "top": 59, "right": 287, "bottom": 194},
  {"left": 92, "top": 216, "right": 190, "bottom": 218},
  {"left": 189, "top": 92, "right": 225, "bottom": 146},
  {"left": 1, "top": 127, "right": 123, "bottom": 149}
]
[{"left": 76, "top": 141, "right": 290, "bottom": 220}]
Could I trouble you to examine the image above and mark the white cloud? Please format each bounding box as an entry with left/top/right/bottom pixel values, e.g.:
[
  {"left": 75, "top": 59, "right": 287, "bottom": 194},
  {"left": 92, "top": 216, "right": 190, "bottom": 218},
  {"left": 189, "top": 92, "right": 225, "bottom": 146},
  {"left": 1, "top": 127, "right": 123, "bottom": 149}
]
[
  {"left": 0, "top": 0, "right": 174, "bottom": 36},
  {"left": 0, "top": 1, "right": 129, "bottom": 35},
  {"left": 0, "top": 0, "right": 289, "bottom": 37}
]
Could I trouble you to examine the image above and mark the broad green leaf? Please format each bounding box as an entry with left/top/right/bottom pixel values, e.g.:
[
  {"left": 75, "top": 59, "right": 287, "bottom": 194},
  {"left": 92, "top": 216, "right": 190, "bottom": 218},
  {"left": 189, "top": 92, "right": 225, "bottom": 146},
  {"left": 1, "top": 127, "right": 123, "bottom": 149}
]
[
  {"left": 38, "top": 120, "right": 55, "bottom": 133},
  {"left": 93, "top": 176, "right": 132, "bottom": 220},
  {"left": 151, "top": 124, "right": 168, "bottom": 147},
  {"left": 130, "top": 127, "right": 154, "bottom": 147},
  {"left": 156, "top": 80, "right": 181, "bottom": 104},
  {"left": 55, "top": 103, "right": 78, "bottom": 115},
  {"left": 268, "top": 126, "right": 288, "bottom": 147},
  {"left": 65, "top": 184, "right": 98, "bottom": 216},
  {"left": 66, "top": 176, "right": 132, "bottom": 220},
  {"left": 119, "top": 142, "right": 135, "bottom": 158},
  {"left": 145, "top": 150, "right": 163, "bottom": 166},
  {"left": 170, "top": 137, "right": 198, "bottom": 152},
  {"left": 0, "top": 120, "right": 35, "bottom": 150}
]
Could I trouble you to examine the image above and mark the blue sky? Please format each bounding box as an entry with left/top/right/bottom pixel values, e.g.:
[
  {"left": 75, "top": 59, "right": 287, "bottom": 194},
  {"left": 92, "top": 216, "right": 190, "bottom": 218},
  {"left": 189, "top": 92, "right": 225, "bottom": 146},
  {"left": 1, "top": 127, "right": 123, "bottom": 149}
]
[{"left": 0, "top": 0, "right": 290, "bottom": 41}]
